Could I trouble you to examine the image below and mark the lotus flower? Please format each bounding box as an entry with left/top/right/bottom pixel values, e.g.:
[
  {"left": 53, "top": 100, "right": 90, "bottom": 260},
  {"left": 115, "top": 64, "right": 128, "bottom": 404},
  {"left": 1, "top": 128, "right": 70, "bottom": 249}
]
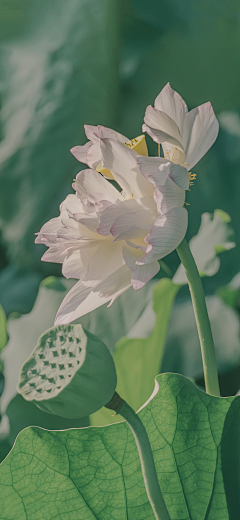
[
  {"left": 142, "top": 82, "right": 219, "bottom": 169},
  {"left": 36, "top": 85, "right": 218, "bottom": 324},
  {"left": 36, "top": 140, "right": 188, "bottom": 324}
]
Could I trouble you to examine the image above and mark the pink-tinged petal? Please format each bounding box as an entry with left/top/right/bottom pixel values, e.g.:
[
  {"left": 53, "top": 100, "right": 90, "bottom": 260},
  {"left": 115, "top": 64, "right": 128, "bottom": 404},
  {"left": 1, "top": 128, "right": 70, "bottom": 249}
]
[
  {"left": 122, "top": 243, "right": 159, "bottom": 290},
  {"left": 97, "top": 125, "right": 128, "bottom": 143},
  {"left": 70, "top": 142, "right": 92, "bottom": 164},
  {"left": 73, "top": 169, "right": 123, "bottom": 203},
  {"left": 86, "top": 142, "right": 101, "bottom": 169},
  {"left": 138, "top": 206, "right": 188, "bottom": 264},
  {"left": 182, "top": 102, "right": 219, "bottom": 168},
  {"left": 154, "top": 177, "right": 185, "bottom": 215},
  {"left": 100, "top": 138, "right": 154, "bottom": 198},
  {"left": 55, "top": 265, "right": 132, "bottom": 323},
  {"left": 84, "top": 124, "right": 99, "bottom": 142},
  {"left": 35, "top": 217, "right": 62, "bottom": 244},
  {"left": 81, "top": 241, "right": 124, "bottom": 287},
  {"left": 97, "top": 198, "right": 143, "bottom": 236},
  {"left": 137, "top": 156, "right": 189, "bottom": 191},
  {"left": 143, "top": 106, "right": 183, "bottom": 148},
  {"left": 168, "top": 163, "right": 190, "bottom": 190},
  {"left": 154, "top": 83, "right": 188, "bottom": 134},
  {"left": 111, "top": 204, "right": 157, "bottom": 240},
  {"left": 136, "top": 156, "right": 170, "bottom": 187}
]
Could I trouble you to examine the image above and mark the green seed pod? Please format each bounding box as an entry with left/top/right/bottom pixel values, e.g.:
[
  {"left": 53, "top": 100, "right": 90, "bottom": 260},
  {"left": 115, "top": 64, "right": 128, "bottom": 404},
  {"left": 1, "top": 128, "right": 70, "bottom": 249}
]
[{"left": 17, "top": 324, "right": 117, "bottom": 418}]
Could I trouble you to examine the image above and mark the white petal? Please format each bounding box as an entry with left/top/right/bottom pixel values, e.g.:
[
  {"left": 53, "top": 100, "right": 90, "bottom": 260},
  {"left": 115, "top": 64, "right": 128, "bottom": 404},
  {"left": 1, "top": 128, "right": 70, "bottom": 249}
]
[
  {"left": 70, "top": 142, "right": 92, "bottom": 164},
  {"left": 100, "top": 138, "right": 154, "bottom": 198},
  {"left": 35, "top": 217, "right": 62, "bottom": 244},
  {"left": 138, "top": 206, "right": 188, "bottom": 264},
  {"left": 81, "top": 240, "right": 124, "bottom": 287},
  {"left": 97, "top": 125, "right": 128, "bottom": 143},
  {"left": 84, "top": 124, "right": 99, "bottom": 143},
  {"left": 41, "top": 244, "right": 67, "bottom": 263},
  {"left": 169, "top": 163, "right": 190, "bottom": 190},
  {"left": 111, "top": 204, "right": 157, "bottom": 240},
  {"left": 122, "top": 243, "right": 159, "bottom": 290},
  {"left": 73, "top": 169, "right": 123, "bottom": 202},
  {"left": 143, "top": 106, "right": 183, "bottom": 148},
  {"left": 86, "top": 142, "right": 102, "bottom": 169},
  {"left": 154, "top": 177, "right": 185, "bottom": 215},
  {"left": 62, "top": 242, "right": 99, "bottom": 280},
  {"left": 69, "top": 213, "right": 99, "bottom": 232},
  {"left": 154, "top": 83, "right": 188, "bottom": 134},
  {"left": 161, "top": 143, "right": 185, "bottom": 165},
  {"left": 98, "top": 198, "right": 145, "bottom": 236},
  {"left": 137, "top": 156, "right": 189, "bottom": 190},
  {"left": 55, "top": 265, "right": 131, "bottom": 323},
  {"left": 136, "top": 156, "right": 170, "bottom": 187},
  {"left": 182, "top": 102, "right": 219, "bottom": 168},
  {"left": 62, "top": 249, "right": 88, "bottom": 280}
]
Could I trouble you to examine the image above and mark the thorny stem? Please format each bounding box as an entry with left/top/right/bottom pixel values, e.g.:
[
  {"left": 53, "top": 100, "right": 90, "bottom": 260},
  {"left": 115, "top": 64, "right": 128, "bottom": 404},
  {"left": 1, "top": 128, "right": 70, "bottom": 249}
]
[
  {"left": 176, "top": 238, "right": 220, "bottom": 396},
  {"left": 105, "top": 393, "right": 170, "bottom": 520}
]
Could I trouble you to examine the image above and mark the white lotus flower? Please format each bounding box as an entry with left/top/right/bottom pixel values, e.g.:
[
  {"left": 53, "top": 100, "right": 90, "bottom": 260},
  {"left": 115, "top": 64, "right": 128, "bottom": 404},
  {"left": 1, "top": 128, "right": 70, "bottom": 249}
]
[
  {"left": 36, "top": 137, "right": 188, "bottom": 324},
  {"left": 143, "top": 82, "right": 219, "bottom": 169}
]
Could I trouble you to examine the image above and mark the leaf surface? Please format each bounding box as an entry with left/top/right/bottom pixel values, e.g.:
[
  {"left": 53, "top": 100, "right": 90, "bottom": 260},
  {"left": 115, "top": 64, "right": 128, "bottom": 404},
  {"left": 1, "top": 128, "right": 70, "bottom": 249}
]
[{"left": 0, "top": 373, "right": 239, "bottom": 519}]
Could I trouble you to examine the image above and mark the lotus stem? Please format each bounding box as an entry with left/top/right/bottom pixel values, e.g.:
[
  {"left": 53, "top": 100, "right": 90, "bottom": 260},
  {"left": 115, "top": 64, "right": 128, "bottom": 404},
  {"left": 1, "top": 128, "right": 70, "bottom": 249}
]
[
  {"left": 176, "top": 238, "right": 220, "bottom": 396},
  {"left": 105, "top": 393, "right": 170, "bottom": 520}
]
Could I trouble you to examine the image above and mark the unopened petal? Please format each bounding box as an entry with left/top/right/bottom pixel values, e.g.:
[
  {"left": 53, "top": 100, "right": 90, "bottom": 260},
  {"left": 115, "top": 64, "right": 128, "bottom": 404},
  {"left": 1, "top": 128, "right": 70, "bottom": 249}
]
[
  {"left": 154, "top": 83, "right": 188, "bottom": 134},
  {"left": 143, "top": 106, "right": 184, "bottom": 149}
]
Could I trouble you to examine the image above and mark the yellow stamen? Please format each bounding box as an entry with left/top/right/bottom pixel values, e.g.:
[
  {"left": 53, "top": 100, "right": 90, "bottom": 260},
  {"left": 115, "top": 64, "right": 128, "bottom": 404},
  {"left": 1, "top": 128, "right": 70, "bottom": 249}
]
[
  {"left": 158, "top": 143, "right": 161, "bottom": 157},
  {"left": 125, "top": 135, "right": 148, "bottom": 156}
]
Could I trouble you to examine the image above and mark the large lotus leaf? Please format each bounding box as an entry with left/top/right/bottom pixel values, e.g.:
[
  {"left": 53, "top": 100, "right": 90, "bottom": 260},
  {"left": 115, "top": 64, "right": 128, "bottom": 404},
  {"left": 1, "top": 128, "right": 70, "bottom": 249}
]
[
  {"left": 91, "top": 278, "right": 180, "bottom": 426},
  {"left": 162, "top": 295, "right": 240, "bottom": 380},
  {"left": 0, "top": 276, "right": 153, "bottom": 436},
  {"left": 0, "top": 0, "right": 120, "bottom": 268},
  {"left": 173, "top": 210, "right": 235, "bottom": 285},
  {"left": 0, "top": 373, "right": 240, "bottom": 519}
]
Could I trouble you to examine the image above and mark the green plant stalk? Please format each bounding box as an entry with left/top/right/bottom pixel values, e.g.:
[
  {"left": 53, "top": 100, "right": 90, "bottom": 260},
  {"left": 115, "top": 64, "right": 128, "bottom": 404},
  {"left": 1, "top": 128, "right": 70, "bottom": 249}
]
[
  {"left": 105, "top": 394, "right": 170, "bottom": 520},
  {"left": 176, "top": 238, "right": 220, "bottom": 396}
]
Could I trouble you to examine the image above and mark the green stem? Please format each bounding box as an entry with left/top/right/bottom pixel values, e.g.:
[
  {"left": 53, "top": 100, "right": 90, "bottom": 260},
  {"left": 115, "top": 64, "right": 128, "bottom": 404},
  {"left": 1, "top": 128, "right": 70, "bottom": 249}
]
[
  {"left": 176, "top": 238, "right": 220, "bottom": 396},
  {"left": 105, "top": 394, "right": 170, "bottom": 520}
]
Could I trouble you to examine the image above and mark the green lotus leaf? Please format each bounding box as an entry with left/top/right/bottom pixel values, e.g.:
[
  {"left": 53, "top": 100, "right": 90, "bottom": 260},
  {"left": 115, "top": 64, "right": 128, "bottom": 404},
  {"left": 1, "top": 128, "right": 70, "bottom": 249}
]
[{"left": 1, "top": 373, "right": 240, "bottom": 519}]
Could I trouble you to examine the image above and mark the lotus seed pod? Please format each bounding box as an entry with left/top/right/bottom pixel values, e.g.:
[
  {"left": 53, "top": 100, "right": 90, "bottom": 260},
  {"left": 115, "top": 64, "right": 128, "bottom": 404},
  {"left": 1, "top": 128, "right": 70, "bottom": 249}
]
[{"left": 17, "top": 324, "right": 117, "bottom": 419}]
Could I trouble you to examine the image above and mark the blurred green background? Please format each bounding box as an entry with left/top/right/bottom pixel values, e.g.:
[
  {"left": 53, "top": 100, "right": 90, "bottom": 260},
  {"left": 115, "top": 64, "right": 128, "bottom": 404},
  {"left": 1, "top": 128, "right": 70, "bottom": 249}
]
[{"left": 0, "top": 0, "right": 240, "bottom": 461}]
